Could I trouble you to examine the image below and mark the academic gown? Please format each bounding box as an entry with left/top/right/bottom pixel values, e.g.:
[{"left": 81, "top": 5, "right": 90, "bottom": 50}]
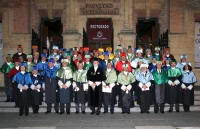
[
  {"left": 87, "top": 66, "right": 106, "bottom": 107},
  {"left": 152, "top": 53, "right": 162, "bottom": 61},
  {"left": 136, "top": 70, "right": 154, "bottom": 106},
  {"left": 30, "top": 74, "right": 43, "bottom": 105},
  {"left": 12, "top": 53, "right": 27, "bottom": 61},
  {"left": 42, "top": 66, "right": 59, "bottom": 104},
  {"left": 115, "top": 61, "right": 132, "bottom": 73},
  {"left": 7, "top": 67, "right": 20, "bottom": 105},
  {"left": 165, "top": 67, "right": 182, "bottom": 104},
  {"left": 83, "top": 62, "right": 93, "bottom": 71},
  {"left": 26, "top": 62, "right": 36, "bottom": 73},
  {"left": 126, "top": 53, "right": 135, "bottom": 62},
  {"left": 152, "top": 69, "right": 168, "bottom": 104},
  {"left": 148, "top": 63, "right": 157, "bottom": 72},
  {"left": 181, "top": 71, "right": 197, "bottom": 105},
  {"left": 56, "top": 67, "right": 73, "bottom": 103},
  {"left": 102, "top": 69, "right": 117, "bottom": 105},
  {"left": 144, "top": 56, "right": 152, "bottom": 64},
  {"left": 36, "top": 61, "right": 48, "bottom": 75},
  {"left": 73, "top": 70, "right": 88, "bottom": 104},
  {"left": 12, "top": 72, "right": 32, "bottom": 108},
  {"left": 68, "top": 61, "right": 77, "bottom": 73},
  {"left": 117, "top": 72, "right": 135, "bottom": 108},
  {"left": 99, "top": 60, "right": 114, "bottom": 70},
  {"left": 162, "top": 65, "right": 171, "bottom": 71},
  {"left": 1, "top": 62, "right": 15, "bottom": 95},
  {"left": 112, "top": 58, "right": 120, "bottom": 67}
]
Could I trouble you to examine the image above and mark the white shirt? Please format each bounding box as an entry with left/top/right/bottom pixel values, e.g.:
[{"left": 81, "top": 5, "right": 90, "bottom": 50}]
[
  {"left": 15, "top": 66, "right": 19, "bottom": 70},
  {"left": 94, "top": 67, "right": 98, "bottom": 72},
  {"left": 107, "top": 69, "right": 111, "bottom": 73},
  {"left": 7, "top": 62, "right": 11, "bottom": 65},
  {"left": 21, "top": 71, "right": 25, "bottom": 74}
]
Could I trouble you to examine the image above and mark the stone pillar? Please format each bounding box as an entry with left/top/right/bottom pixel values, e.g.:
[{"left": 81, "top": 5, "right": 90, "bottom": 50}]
[
  {"left": 118, "top": 0, "right": 136, "bottom": 49},
  {"left": 63, "top": 0, "right": 81, "bottom": 49}
]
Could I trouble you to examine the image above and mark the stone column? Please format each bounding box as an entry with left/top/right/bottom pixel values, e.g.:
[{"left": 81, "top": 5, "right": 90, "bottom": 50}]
[
  {"left": 63, "top": 0, "right": 81, "bottom": 49},
  {"left": 118, "top": 0, "right": 136, "bottom": 50}
]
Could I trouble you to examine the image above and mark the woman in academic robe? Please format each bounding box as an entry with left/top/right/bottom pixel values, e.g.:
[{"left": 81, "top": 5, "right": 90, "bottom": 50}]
[
  {"left": 73, "top": 61, "right": 88, "bottom": 114},
  {"left": 12, "top": 63, "right": 32, "bottom": 116},
  {"left": 117, "top": 63, "right": 135, "bottom": 114},
  {"left": 56, "top": 59, "right": 73, "bottom": 115},
  {"left": 25, "top": 54, "right": 36, "bottom": 73},
  {"left": 102, "top": 60, "right": 117, "bottom": 114},
  {"left": 83, "top": 54, "right": 93, "bottom": 71},
  {"left": 30, "top": 66, "right": 43, "bottom": 114},
  {"left": 166, "top": 59, "right": 182, "bottom": 112},
  {"left": 7, "top": 58, "right": 21, "bottom": 107},
  {"left": 87, "top": 57, "right": 107, "bottom": 115},
  {"left": 162, "top": 57, "right": 171, "bottom": 71},
  {"left": 152, "top": 61, "right": 168, "bottom": 114},
  {"left": 136, "top": 63, "right": 154, "bottom": 114},
  {"left": 181, "top": 64, "right": 197, "bottom": 112}
]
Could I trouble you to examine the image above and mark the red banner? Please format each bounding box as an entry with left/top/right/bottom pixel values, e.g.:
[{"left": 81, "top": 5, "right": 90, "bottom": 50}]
[{"left": 87, "top": 19, "right": 112, "bottom": 42}]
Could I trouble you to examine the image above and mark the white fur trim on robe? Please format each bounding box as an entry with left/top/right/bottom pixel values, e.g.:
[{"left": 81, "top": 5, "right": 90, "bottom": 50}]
[
  {"left": 174, "top": 79, "right": 180, "bottom": 85},
  {"left": 181, "top": 83, "right": 186, "bottom": 89},
  {"left": 168, "top": 80, "right": 173, "bottom": 85},
  {"left": 188, "top": 85, "right": 193, "bottom": 90}
]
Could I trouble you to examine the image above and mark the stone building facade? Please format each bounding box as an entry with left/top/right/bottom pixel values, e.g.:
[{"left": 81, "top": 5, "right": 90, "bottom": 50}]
[{"left": 0, "top": 0, "right": 200, "bottom": 86}]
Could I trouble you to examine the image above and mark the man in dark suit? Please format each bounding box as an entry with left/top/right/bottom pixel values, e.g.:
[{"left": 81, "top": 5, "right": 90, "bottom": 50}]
[
  {"left": 12, "top": 45, "right": 27, "bottom": 61},
  {"left": 87, "top": 58, "right": 106, "bottom": 115}
]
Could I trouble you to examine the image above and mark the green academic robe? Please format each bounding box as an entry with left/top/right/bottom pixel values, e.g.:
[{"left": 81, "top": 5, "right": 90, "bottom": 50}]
[
  {"left": 26, "top": 62, "right": 36, "bottom": 73},
  {"left": 83, "top": 62, "right": 93, "bottom": 71}
]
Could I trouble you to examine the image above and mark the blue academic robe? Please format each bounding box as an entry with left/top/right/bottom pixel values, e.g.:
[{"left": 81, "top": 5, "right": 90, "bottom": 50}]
[
  {"left": 176, "top": 62, "right": 191, "bottom": 71},
  {"left": 148, "top": 63, "right": 157, "bottom": 72},
  {"left": 12, "top": 72, "right": 32, "bottom": 108},
  {"left": 162, "top": 65, "right": 171, "bottom": 71},
  {"left": 36, "top": 62, "right": 48, "bottom": 75},
  {"left": 99, "top": 60, "right": 114, "bottom": 70}
]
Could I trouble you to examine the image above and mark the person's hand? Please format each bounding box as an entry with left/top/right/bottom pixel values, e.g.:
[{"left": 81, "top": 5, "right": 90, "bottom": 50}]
[
  {"left": 34, "top": 86, "right": 38, "bottom": 90},
  {"left": 62, "top": 84, "right": 66, "bottom": 88},
  {"left": 172, "top": 83, "right": 175, "bottom": 86},
  {"left": 22, "top": 86, "right": 26, "bottom": 90},
  {"left": 142, "top": 85, "right": 146, "bottom": 90},
  {"left": 74, "top": 86, "right": 77, "bottom": 89},
  {"left": 104, "top": 85, "right": 107, "bottom": 88}
]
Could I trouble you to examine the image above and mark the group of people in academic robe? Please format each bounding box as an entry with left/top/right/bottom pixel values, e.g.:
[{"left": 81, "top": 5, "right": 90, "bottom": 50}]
[{"left": 0, "top": 44, "right": 197, "bottom": 116}]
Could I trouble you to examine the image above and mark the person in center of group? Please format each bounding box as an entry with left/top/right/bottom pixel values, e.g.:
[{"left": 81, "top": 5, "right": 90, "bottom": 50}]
[
  {"left": 87, "top": 58, "right": 106, "bottom": 115},
  {"left": 102, "top": 60, "right": 117, "bottom": 114},
  {"left": 152, "top": 61, "right": 168, "bottom": 114},
  {"left": 73, "top": 61, "right": 88, "bottom": 114},
  {"left": 136, "top": 63, "right": 154, "bottom": 114},
  {"left": 117, "top": 63, "right": 135, "bottom": 114},
  {"left": 181, "top": 64, "right": 197, "bottom": 112}
]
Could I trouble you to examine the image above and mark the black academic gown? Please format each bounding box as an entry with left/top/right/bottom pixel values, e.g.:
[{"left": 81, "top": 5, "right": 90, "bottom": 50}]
[{"left": 87, "top": 66, "right": 106, "bottom": 107}]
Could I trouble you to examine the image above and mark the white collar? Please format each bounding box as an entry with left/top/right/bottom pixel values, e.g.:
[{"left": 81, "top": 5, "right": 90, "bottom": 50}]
[
  {"left": 7, "top": 62, "right": 11, "bottom": 65},
  {"left": 124, "top": 71, "right": 128, "bottom": 75},
  {"left": 21, "top": 71, "right": 25, "bottom": 74},
  {"left": 107, "top": 69, "right": 111, "bottom": 72},
  {"left": 18, "top": 53, "right": 22, "bottom": 55},
  {"left": 15, "top": 66, "right": 19, "bottom": 70},
  {"left": 42, "top": 61, "right": 46, "bottom": 63}
]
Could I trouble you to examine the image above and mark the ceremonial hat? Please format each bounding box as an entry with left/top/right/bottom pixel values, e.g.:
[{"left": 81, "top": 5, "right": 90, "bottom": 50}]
[
  {"left": 93, "top": 57, "right": 99, "bottom": 62},
  {"left": 165, "top": 57, "right": 171, "bottom": 61},
  {"left": 6, "top": 54, "right": 12, "bottom": 58},
  {"left": 69, "top": 48, "right": 73, "bottom": 52},
  {"left": 98, "top": 48, "right": 104, "bottom": 53},
  {"left": 117, "top": 45, "right": 122, "bottom": 50},
  {"left": 41, "top": 54, "right": 47, "bottom": 58},
  {"left": 127, "top": 45, "right": 133, "bottom": 50},
  {"left": 59, "top": 48, "right": 63, "bottom": 51},
  {"left": 61, "top": 59, "right": 68, "bottom": 63},
  {"left": 65, "top": 51, "right": 72, "bottom": 57},
  {"left": 33, "top": 52, "right": 39, "bottom": 56},
  {"left": 83, "top": 47, "right": 89, "bottom": 51},
  {"left": 17, "top": 45, "right": 23, "bottom": 49},
  {"left": 138, "top": 58, "right": 144, "bottom": 63},
  {"left": 106, "top": 46, "right": 112, "bottom": 52},
  {"left": 48, "top": 58, "right": 55, "bottom": 63},
  {"left": 114, "top": 50, "right": 120, "bottom": 55},
  {"left": 120, "top": 52, "right": 127, "bottom": 57},
  {"left": 136, "top": 48, "right": 143, "bottom": 53},
  {"left": 73, "top": 47, "right": 79, "bottom": 51},
  {"left": 103, "top": 51, "right": 110, "bottom": 56},
  {"left": 180, "top": 54, "right": 187, "bottom": 59},
  {"left": 26, "top": 54, "right": 33, "bottom": 58},
  {"left": 52, "top": 45, "right": 59, "bottom": 50},
  {"left": 152, "top": 55, "right": 157, "bottom": 59},
  {"left": 164, "top": 47, "right": 170, "bottom": 52},
  {"left": 14, "top": 58, "right": 20, "bottom": 63},
  {"left": 140, "top": 63, "right": 148, "bottom": 68},
  {"left": 146, "top": 48, "right": 151, "bottom": 52},
  {"left": 155, "top": 46, "right": 160, "bottom": 51},
  {"left": 20, "top": 62, "right": 27, "bottom": 67},
  {"left": 156, "top": 61, "right": 162, "bottom": 65},
  {"left": 32, "top": 45, "right": 38, "bottom": 49},
  {"left": 31, "top": 66, "right": 38, "bottom": 71},
  {"left": 52, "top": 54, "right": 59, "bottom": 59},
  {"left": 170, "top": 59, "right": 177, "bottom": 64}
]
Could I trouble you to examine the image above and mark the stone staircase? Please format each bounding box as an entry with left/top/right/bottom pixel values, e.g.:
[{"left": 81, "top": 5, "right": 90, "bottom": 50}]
[{"left": 0, "top": 88, "right": 200, "bottom": 113}]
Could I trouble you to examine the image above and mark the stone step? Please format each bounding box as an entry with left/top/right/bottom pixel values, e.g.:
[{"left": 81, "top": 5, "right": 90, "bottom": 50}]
[{"left": 0, "top": 105, "right": 200, "bottom": 113}]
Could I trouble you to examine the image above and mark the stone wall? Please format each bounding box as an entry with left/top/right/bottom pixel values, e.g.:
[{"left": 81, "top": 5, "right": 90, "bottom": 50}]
[{"left": 159, "top": 0, "right": 169, "bottom": 34}]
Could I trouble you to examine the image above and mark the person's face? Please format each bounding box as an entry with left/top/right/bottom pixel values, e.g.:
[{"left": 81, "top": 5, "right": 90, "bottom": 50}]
[
  {"left": 137, "top": 52, "right": 142, "bottom": 57},
  {"left": 181, "top": 58, "right": 186, "bottom": 63},
  {"left": 78, "top": 63, "right": 83, "bottom": 70},
  {"left": 94, "top": 52, "right": 99, "bottom": 57},
  {"left": 107, "top": 63, "right": 112, "bottom": 69},
  {"left": 27, "top": 58, "right": 32, "bottom": 62},
  {"left": 62, "top": 51, "right": 66, "bottom": 56},
  {"left": 155, "top": 50, "right": 159, "bottom": 53},
  {"left": 17, "top": 48, "right": 23, "bottom": 53},
  {"left": 20, "top": 66, "right": 25, "bottom": 71},
  {"left": 32, "top": 70, "right": 38, "bottom": 75},
  {"left": 6, "top": 57, "right": 12, "bottom": 62},
  {"left": 84, "top": 50, "right": 89, "bottom": 54},
  {"left": 15, "top": 62, "right": 19, "bottom": 66},
  {"left": 104, "top": 55, "right": 109, "bottom": 60},
  {"left": 42, "top": 57, "right": 46, "bottom": 61},
  {"left": 152, "top": 58, "right": 157, "bottom": 63},
  {"left": 166, "top": 51, "right": 170, "bottom": 55},
  {"left": 32, "top": 48, "right": 38, "bottom": 52},
  {"left": 99, "top": 52, "right": 103, "bottom": 55},
  {"left": 157, "top": 64, "right": 162, "bottom": 69},
  {"left": 93, "top": 61, "right": 99, "bottom": 67},
  {"left": 48, "top": 62, "right": 54, "bottom": 68},
  {"left": 77, "top": 54, "right": 82, "bottom": 60},
  {"left": 147, "top": 51, "right": 151, "bottom": 55},
  {"left": 34, "top": 55, "right": 39, "bottom": 59},
  {"left": 171, "top": 62, "right": 176, "bottom": 67},
  {"left": 73, "top": 50, "right": 77, "bottom": 55},
  {"left": 121, "top": 56, "right": 126, "bottom": 61},
  {"left": 53, "top": 49, "right": 57, "bottom": 53},
  {"left": 127, "top": 48, "right": 132, "bottom": 53},
  {"left": 43, "top": 49, "right": 47, "bottom": 53},
  {"left": 67, "top": 56, "right": 71, "bottom": 61},
  {"left": 86, "top": 58, "right": 90, "bottom": 62},
  {"left": 114, "top": 54, "right": 119, "bottom": 58},
  {"left": 185, "top": 65, "right": 189, "bottom": 70},
  {"left": 142, "top": 67, "right": 147, "bottom": 72},
  {"left": 62, "top": 61, "right": 68, "bottom": 67},
  {"left": 58, "top": 50, "right": 62, "bottom": 54},
  {"left": 165, "top": 60, "right": 170, "bottom": 64}
]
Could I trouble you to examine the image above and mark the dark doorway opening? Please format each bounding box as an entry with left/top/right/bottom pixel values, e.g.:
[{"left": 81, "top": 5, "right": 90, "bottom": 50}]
[
  {"left": 136, "top": 18, "right": 159, "bottom": 55},
  {"left": 40, "top": 18, "right": 63, "bottom": 53},
  {"left": 85, "top": 18, "right": 113, "bottom": 50}
]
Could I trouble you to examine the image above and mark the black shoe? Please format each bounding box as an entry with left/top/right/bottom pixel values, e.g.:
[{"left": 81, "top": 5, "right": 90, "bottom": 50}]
[
  {"left": 127, "top": 111, "right": 130, "bottom": 114},
  {"left": 188, "top": 109, "right": 190, "bottom": 112},
  {"left": 103, "top": 111, "right": 108, "bottom": 114},
  {"left": 111, "top": 111, "right": 114, "bottom": 114},
  {"left": 90, "top": 111, "right": 95, "bottom": 115},
  {"left": 146, "top": 111, "right": 150, "bottom": 114},
  {"left": 122, "top": 112, "right": 125, "bottom": 114},
  {"left": 140, "top": 111, "right": 144, "bottom": 114},
  {"left": 154, "top": 111, "right": 158, "bottom": 114},
  {"left": 168, "top": 110, "right": 172, "bottom": 112},
  {"left": 184, "top": 109, "right": 187, "bottom": 112},
  {"left": 25, "top": 114, "right": 28, "bottom": 116},
  {"left": 11, "top": 99, "right": 14, "bottom": 102},
  {"left": 55, "top": 111, "right": 59, "bottom": 114},
  {"left": 60, "top": 112, "right": 64, "bottom": 115},
  {"left": 176, "top": 110, "right": 180, "bottom": 113},
  {"left": 67, "top": 111, "right": 70, "bottom": 115},
  {"left": 5, "top": 99, "right": 9, "bottom": 102},
  {"left": 96, "top": 111, "right": 100, "bottom": 115},
  {"left": 161, "top": 111, "right": 165, "bottom": 114},
  {"left": 82, "top": 111, "right": 86, "bottom": 114},
  {"left": 75, "top": 111, "right": 79, "bottom": 114},
  {"left": 45, "top": 111, "right": 51, "bottom": 114}
]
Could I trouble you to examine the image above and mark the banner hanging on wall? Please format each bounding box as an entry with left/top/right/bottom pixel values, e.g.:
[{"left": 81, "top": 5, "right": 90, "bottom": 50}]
[
  {"left": 194, "top": 22, "right": 200, "bottom": 68},
  {"left": 87, "top": 19, "right": 112, "bottom": 42}
]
